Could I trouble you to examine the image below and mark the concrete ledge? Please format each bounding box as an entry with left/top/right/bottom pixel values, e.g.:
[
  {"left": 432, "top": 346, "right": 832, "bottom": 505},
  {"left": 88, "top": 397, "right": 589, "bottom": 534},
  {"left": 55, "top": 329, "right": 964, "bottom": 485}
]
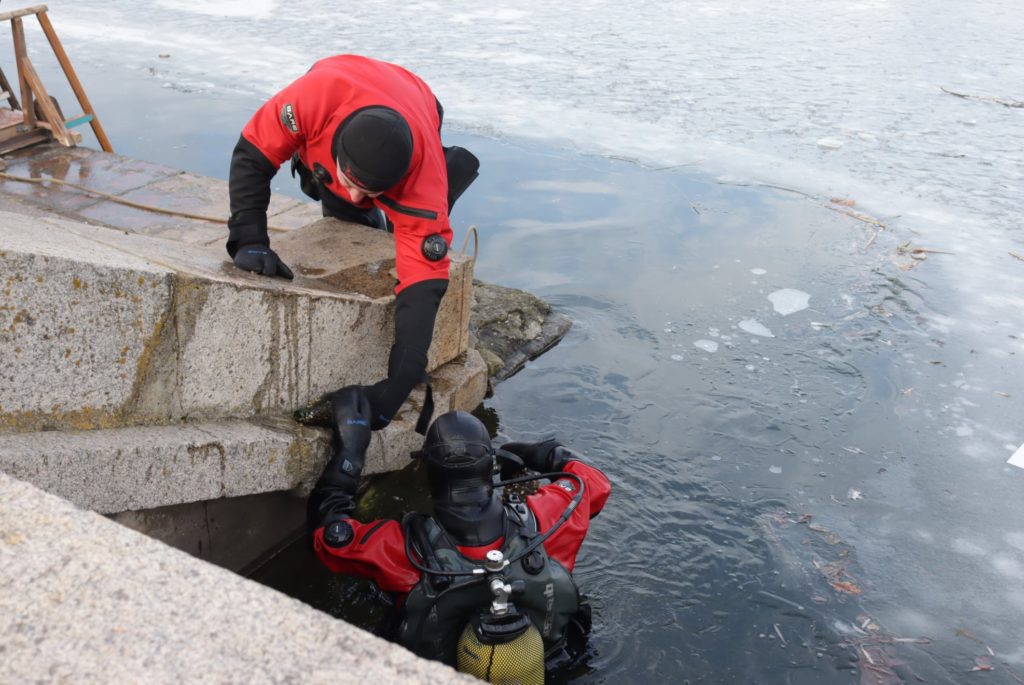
[
  {"left": 1, "top": 211, "right": 474, "bottom": 433},
  {"left": 0, "top": 349, "right": 487, "bottom": 514},
  {"left": 0, "top": 471, "right": 473, "bottom": 684}
]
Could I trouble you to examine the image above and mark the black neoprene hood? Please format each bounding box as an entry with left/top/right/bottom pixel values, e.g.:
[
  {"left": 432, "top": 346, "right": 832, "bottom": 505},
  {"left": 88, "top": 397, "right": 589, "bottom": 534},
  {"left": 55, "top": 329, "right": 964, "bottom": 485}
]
[
  {"left": 421, "top": 411, "right": 495, "bottom": 504},
  {"left": 332, "top": 106, "right": 414, "bottom": 192}
]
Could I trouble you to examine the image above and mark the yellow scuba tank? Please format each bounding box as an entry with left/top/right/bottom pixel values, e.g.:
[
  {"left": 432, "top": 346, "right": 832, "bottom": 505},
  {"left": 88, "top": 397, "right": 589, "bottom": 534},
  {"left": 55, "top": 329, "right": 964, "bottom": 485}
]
[
  {"left": 456, "top": 550, "right": 545, "bottom": 684},
  {"left": 457, "top": 610, "right": 544, "bottom": 684}
]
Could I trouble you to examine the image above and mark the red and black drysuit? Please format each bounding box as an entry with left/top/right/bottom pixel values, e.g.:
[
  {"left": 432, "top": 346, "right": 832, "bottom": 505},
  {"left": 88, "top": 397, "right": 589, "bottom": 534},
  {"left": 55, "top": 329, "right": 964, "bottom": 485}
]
[
  {"left": 309, "top": 459, "right": 611, "bottom": 598},
  {"left": 228, "top": 55, "right": 456, "bottom": 429}
]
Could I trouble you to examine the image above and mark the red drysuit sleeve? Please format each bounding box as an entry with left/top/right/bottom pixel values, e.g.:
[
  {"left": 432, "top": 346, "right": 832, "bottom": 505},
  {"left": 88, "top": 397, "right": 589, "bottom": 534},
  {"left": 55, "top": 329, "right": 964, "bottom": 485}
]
[
  {"left": 312, "top": 518, "right": 420, "bottom": 594},
  {"left": 526, "top": 460, "right": 612, "bottom": 572}
]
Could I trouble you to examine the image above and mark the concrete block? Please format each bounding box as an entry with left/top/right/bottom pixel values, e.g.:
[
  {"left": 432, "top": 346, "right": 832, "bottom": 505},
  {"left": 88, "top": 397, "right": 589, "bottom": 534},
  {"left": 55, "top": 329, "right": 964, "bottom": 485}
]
[
  {"left": 0, "top": 213, "right": 176, "bottom": 431},
  {"left": 268, "top": 198, "right": 324, "bottom": 230},
  {"left": 1, "top": 211, "right": 475, "bottom": 432},
  {"left": 0, "top": 471, "right": 473, "bottom": 685},
  {"left": 0, "top": 419, "right": 324, "bottom": 513}
]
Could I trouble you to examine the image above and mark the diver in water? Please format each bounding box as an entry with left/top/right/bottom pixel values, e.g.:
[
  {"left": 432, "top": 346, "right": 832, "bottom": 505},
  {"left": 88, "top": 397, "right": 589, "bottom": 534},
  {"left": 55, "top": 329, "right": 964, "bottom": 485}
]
[{"left": 307, "top": 386, "right": 611, "bottom": 683}]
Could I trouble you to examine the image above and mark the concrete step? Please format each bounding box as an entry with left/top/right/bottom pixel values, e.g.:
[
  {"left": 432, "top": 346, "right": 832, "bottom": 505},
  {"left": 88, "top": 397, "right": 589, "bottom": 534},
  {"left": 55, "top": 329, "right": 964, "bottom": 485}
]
[{"left": 0, "top": 349, "right": 486, "bottom": 514}]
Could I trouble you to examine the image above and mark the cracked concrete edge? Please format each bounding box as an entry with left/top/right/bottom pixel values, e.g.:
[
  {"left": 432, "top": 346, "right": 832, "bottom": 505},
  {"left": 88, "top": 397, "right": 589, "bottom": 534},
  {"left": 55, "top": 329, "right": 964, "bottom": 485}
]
[{"left": 0, "top": 471, "right": 475, "bottom": 685}]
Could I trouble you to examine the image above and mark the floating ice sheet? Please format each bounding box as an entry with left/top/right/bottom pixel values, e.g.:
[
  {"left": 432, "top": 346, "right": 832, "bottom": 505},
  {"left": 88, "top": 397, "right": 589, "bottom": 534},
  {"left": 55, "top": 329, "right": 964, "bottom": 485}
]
[
  {"left": 1009, "top": 443, "right": 1024, "bottom": 470},
  {"left": 739, "top": 319, "right": 775, "bottom": 338},
  {"left": 768, "top": 289, "right": 811, "bottom": 316},
  {"left": 694, "top": 340, "right": 719, "bottom": 353}
]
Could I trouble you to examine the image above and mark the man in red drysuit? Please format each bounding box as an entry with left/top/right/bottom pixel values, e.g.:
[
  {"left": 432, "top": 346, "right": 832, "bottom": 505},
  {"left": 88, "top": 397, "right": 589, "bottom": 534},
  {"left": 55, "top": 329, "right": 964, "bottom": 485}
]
[
  {"left": 306, "top": 386, "right": 612, "bottom": 672},
  {"left": 227, "top": 55, "right": 479, "bottom": 431}
]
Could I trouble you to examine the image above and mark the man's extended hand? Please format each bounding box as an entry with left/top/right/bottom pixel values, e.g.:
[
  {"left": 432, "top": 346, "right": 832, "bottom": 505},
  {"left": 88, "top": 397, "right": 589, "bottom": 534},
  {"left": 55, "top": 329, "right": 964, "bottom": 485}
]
[{"left": 233, "top": 244, "right": 294, "bottom": 280}]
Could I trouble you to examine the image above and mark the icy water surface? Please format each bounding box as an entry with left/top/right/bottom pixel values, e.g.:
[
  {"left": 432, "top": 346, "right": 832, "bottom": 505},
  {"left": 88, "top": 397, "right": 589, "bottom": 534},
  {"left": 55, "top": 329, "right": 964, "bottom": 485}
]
[{"left": 11, "top": 2, "right": 1024, "bottom": 682}]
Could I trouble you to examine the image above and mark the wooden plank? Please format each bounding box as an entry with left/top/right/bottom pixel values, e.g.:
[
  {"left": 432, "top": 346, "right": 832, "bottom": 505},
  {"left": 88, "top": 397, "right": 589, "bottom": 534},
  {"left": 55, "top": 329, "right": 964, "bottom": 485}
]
[
  {"left": 0, "top": 67, "right": 20, "bottom": 109},
  {"left": 0, "top": 129, "right": 50, "bottom": 155},
  {"left": 64, "top": 113, "right": 94, "bottom": 129},
  {"left": 0, "top": 122, "right": 32, "bottom": 144},
  {"left": 11, "top": 17, "right": 36, "bottom": 128},
  {"left": 19, "top": 55, "right": 73, "bottom": 146},
  {"left": 35, "top": 120, "right": 81, "bottom": 143},
  {"left": 0, "top": 108, "right": 24, "bottom": 129},
  {"left": 0, "top": 5, "right": 47, "bottom": 22},
  {"left": 37, "top": 10, "right": 113, "bottom": 152}
]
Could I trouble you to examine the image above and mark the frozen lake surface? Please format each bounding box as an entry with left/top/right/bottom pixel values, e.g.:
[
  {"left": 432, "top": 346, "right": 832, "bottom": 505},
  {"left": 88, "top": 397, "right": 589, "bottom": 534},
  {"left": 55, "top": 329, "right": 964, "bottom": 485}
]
[{"left": 11, "top": 2, "right": 1024, "bottom": 682}]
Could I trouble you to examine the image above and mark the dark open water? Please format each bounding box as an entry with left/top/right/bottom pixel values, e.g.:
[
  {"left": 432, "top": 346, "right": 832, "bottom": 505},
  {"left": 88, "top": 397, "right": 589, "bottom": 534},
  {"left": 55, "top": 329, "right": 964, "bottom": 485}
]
[{"left": 27, "top": 56, "right": 1024, "bottom": 684}]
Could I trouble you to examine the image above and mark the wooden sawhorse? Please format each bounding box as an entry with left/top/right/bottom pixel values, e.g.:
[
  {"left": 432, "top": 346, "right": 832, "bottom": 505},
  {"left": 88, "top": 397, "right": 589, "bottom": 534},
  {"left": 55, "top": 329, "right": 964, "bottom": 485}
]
[{"left": 0, "top": 4, "right": 113, "bottom": 155}]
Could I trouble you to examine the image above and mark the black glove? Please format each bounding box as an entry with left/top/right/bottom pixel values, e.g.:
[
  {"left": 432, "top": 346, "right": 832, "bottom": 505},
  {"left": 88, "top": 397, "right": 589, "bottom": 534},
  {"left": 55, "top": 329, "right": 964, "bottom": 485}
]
[
  {"left": 233, "top": 243, "right": 294, "bottom": 280},
  {"left": 500, "top": 438, "right": 575, "bottom": 473}
]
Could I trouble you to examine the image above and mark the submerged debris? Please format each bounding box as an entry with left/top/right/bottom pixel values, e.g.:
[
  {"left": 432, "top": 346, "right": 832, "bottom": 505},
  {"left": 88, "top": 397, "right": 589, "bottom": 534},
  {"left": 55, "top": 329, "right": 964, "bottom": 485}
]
[
  {"left": 940, "top": 86, "right": 1024, "bottom": 109},
  {"left": 896, "top": 241, "right": 955, "bottom": 271}
]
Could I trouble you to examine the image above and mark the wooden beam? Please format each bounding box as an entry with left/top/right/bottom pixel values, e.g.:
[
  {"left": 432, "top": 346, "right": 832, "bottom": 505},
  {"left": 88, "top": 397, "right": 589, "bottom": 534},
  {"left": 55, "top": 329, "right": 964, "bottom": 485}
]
[
  {"left": 10, "top": 17, "right": 36, "bottom": 128},
  {"left": 0, "top": 5, "right": 47, "bottom": 22},
  {"left": 0, "top": 67, "right": 21, "bottom": 109},
  {"left": 36, "top": 9, "right": 113, "bottom": 152},
  {"left": 19, "top": 55, "right": 73, "bottom": 146}
]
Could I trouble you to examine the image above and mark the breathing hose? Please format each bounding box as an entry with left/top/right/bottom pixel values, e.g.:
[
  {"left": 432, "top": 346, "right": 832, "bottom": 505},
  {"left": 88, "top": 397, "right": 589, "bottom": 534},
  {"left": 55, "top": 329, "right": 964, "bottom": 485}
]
[{"left": 403, "top": 471, "right": 585, "bottom": 578}]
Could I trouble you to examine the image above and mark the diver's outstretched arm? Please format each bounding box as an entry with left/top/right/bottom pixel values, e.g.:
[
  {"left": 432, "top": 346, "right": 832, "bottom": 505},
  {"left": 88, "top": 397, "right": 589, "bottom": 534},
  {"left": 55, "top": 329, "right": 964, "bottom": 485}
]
[{"left": 306, "top": 385, "right": 420, "bottom": 593}]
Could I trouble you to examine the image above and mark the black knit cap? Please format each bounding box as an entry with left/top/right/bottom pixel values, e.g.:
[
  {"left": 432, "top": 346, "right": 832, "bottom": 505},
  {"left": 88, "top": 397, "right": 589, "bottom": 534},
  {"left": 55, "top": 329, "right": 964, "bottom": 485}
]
[{"left": 332, "top": 106, "right": 413, "bottom": 192}]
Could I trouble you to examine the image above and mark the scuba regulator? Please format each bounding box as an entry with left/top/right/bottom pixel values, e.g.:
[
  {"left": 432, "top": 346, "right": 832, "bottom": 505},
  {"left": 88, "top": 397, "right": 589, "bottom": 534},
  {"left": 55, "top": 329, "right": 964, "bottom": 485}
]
[{"left": 456, "top": 549, "right": 545, "bottom": 685}]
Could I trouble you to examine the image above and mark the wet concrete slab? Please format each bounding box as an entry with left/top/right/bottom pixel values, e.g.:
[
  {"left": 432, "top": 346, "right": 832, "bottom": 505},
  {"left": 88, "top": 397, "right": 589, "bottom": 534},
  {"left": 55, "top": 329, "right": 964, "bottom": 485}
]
[
  {"left": 0, "top": 143, "right": 322, "bottom": 248},
  {"left": 78, "top": 171, "right": 314, "bottom": 243},
  {"left": 0, "top": 144, "right": 182, "bottom": 215}
]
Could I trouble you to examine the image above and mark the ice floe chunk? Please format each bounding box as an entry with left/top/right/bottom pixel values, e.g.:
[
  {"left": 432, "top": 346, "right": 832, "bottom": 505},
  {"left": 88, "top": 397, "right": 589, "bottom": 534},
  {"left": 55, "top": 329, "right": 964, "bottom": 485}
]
[
  {"left": 670, "top": 354, "right": 683, "bottom": 361},
  {"left": 769, "top": 465, "right": 782, "bottom": 474},
  {"left": 1009, "top": 443, "right": 1024, "bottom": 469},
  {"left": 694, "top": 339, "right": 719, "bottom": 353},
  {"left": 750, "top": 268, "right": 767, "bottom": 276},
  {"left": 739, "top": 318, "right": 775, "bottom": 337},
  {"left": 768, "top": 289, "right": 811, "bottom": 316},
  {"left": 816, "top": 137, "right": 844, "bottom": 149}
]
